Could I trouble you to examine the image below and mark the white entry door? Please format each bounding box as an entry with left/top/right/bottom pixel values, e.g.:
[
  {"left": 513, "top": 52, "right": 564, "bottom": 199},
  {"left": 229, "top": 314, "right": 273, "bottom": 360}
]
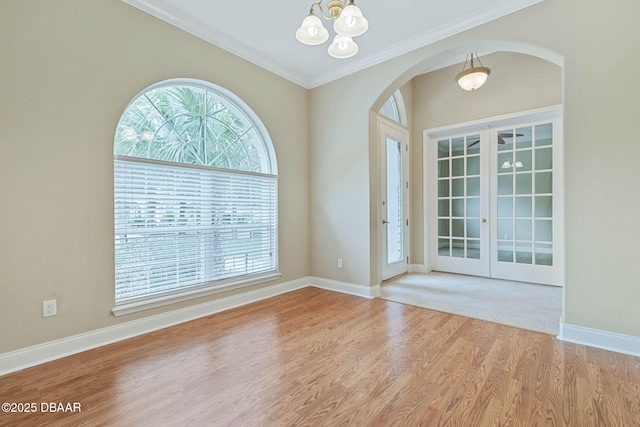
[
  {"left": 379, "top": 118, "right": 409, "bottom": 280},
  {"left": 425, "top": 107, "right": 563, "bottom": 286}
]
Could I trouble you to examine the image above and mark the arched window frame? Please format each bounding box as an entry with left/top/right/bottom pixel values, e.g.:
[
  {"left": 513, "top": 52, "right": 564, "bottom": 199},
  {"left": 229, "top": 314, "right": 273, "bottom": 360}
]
[
  {"left": 379, "top": 89, "right": 407, "bottom": 126},
  {"left": 112, "top": 79, "right": 280, "bottom": 315}
]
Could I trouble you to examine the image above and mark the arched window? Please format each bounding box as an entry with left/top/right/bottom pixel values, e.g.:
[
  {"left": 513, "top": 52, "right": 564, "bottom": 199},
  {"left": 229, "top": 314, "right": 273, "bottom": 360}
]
[
  {"left": 113, "top": 79, "right": 278, "bottom": 309},
  {"left": 379, "top": 96, "right": 400, "bottom": 123},
  {"left": 379, "top": 90, "right": 407, "bottom": 126}
]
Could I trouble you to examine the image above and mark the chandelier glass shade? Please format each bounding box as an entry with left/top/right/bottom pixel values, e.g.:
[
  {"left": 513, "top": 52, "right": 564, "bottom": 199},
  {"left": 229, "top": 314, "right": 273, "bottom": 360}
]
[
  {"left": 328, "top": 34, "right": 358, "bottom": 58},
  {"left": 296, "top": 0, "right": 368, "bottom": 58},
  {"left": 455, "top": 53, "right": 491, "bottom": 91},
  {"left": 295, "top": 14, "right": 329, "bottom": 45},
  {"left": 333, "top": 4, "right": 368, "bottom": 37}
]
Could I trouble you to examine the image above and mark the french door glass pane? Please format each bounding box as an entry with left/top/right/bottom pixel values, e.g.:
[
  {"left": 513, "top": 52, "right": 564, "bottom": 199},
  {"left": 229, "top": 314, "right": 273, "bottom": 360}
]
[
  {"left": 516, "top": 127, "right": 532, "bottom": 149},
  {"left": 535, "top": 124, "right": 553, "bottom": 146},
  {"left": 497, "top": 124, "right": 554, "bottom": 266},
  {"left": 438, "top": 159, "right": 449, "bottom": 178},
  {"left": 386, "top": 137, "right": 403, "bottom": 263},
  {"left": 498, "top": 197, "right": 513, "bottom": 217},
  {"left": 467, "top": 198, "right": 480, "bottom": 217},
  {"left": 467, "top": 240, "right": 480, "bottom": 259},
  {"left": 515, "top": 196, "right": 532, "bottom": 217},
  {"left": 452, "top": 158, "right": 464, "bottom": 176},
  {"left": 536, "top": 147, "right": 553, "bottom": 169},
  {"left": 438, "top": 238, "right": 450, "bottom": 256},
  {"left": 467, "top": 156, "right": 480, "bottom": 175}
]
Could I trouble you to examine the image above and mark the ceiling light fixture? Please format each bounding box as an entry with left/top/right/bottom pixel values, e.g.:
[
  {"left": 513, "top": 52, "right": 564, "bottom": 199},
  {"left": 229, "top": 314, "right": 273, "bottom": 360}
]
[
  {"left": 455, "top": 53, "right": 491, "bottom": 91},
  {"left": 295, "top": 0, "right": 368, "bottom": 59},
  {"left": 501, "top": 160, "right": 524, "bottom": 169}
]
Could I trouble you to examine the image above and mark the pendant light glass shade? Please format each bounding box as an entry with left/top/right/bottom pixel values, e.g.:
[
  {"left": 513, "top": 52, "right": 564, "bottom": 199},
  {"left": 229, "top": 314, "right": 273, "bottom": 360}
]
[
  {"left": 456, "top": 68, "right": 491, "bottom": 91},
  {"left": 333, "top": 4, "right": 368, "bottom": 37},
  {"left": 296, "top": 14, "right": 330, "bottom": 45},
  {"left": 455, "top": 53, "right": 491, "bottom": 91},
  {"left": 328, "top": 34, "right": 358, "bottom": 58}
]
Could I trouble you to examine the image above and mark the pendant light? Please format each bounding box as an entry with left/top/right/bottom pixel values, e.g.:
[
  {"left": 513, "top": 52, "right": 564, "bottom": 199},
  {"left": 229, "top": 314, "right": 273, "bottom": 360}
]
[{"left": 455, "top": 53, "right": 491, "bottom": 91}]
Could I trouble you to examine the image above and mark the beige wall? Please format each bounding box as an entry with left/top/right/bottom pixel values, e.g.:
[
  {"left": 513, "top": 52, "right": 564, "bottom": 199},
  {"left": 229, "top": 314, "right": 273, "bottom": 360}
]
[
  {"left": 0, "top": 0, "right": 309, "bottom": 353},
  {"left": 311, "top": 0, "right": 640, "bottom": 337},
  {"left": 410, "top": 52, "right": 563, "bottom": 264},
  {"left": 2, "top": 0, "right": 640, "bottom": 357}
]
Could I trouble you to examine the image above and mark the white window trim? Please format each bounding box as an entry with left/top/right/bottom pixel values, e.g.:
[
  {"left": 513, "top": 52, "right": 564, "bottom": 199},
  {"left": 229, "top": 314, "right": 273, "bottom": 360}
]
[
  {"left": 112, "top": 271, "right": 282, "bottom": 316},
  {"left": 113, "top": 79, "right": 279, "bottom": 313}
]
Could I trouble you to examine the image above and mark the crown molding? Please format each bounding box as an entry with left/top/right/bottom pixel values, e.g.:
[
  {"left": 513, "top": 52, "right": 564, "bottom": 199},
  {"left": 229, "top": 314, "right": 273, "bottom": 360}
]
[
  {"left": 123, "top": 0, "right": 543, "bottom": 89},
  {"left": 121, "top": 0, "right": 312, "bottom": 88}
]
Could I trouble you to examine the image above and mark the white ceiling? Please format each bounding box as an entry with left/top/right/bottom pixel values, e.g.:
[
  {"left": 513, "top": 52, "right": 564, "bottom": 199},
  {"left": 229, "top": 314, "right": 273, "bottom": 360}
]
[{"left": 122, "top": 0, "right": 542, "bottom": 89}]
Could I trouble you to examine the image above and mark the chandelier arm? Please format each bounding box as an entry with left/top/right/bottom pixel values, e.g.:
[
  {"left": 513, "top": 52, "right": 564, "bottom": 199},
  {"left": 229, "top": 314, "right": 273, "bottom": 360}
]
[{"left": 311, "top": 2, "right": 333, "bottom": 21}]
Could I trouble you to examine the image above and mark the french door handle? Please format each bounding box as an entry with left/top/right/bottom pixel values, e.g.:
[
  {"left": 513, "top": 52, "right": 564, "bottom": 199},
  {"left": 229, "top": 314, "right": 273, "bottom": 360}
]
[
  {"left": 382, "top": 220, "right": 389, "bottom": 225},
  {"left": 480, "top": 218, "right": 487, "bottom": 223}
]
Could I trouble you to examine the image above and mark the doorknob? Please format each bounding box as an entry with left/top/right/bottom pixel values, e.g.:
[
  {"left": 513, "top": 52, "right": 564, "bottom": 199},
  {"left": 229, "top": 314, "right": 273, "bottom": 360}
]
[
  {"left": 480, "top": 218, "right": 487, "bottom": 223},
  {"left": 382, "top": 220, "right": 389, "bottom": 225}
]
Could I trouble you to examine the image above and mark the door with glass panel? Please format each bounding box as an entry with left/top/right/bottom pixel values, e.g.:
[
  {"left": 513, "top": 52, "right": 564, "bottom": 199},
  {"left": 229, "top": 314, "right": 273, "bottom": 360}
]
[
  {"left": 491, "top": 120, "right": 561, "bottom": 285},
  {"left": 379, "top": 119, "right": 409, "bottom": 280},
  {"left": 426, "top": 110, "right": 562, "bottom": 285},
  {"left": 428, "top": 132, "right": 490, "bottom": 277}
]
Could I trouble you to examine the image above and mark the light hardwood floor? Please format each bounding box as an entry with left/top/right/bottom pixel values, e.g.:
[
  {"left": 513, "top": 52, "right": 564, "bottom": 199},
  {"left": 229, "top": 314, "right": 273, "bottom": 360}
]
[{"left": 1, "top": 287, "right": 639, "bottom": 426}]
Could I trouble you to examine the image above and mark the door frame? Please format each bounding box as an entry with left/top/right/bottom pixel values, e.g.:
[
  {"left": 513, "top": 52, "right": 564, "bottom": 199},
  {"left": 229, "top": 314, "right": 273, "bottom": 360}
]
[
  {"left": 378, "top": 115, "right": 410, "bottom": 281},
  {"left": 423, "top": 105, "right": 564, "bottom": 285}
]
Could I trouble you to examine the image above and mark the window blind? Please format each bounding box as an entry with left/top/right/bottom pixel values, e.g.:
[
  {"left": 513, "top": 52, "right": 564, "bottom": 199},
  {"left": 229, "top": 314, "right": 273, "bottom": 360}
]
[{"left": 114, "top": 157, "right": 278, "bottom": 302}]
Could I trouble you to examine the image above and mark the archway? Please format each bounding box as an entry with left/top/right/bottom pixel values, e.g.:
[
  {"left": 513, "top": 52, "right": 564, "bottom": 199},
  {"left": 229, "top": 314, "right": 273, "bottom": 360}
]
[{"left": 371, "top": 43, "right": 565, "bottom": 333}]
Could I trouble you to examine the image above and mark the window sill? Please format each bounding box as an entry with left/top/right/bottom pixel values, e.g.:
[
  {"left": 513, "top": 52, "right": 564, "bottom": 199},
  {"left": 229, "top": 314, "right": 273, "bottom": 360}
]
[{"left": 112, "top": 272, "right": 282, "bottom": 317}]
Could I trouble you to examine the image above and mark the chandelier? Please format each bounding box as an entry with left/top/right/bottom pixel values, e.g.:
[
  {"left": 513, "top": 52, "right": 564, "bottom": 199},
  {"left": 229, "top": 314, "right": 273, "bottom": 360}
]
[
  {"left": 295, "top": 0, "right": 369, "bottom": 59},
  {"left": 455, "top": 53, "right": 491, "bottom": 91}
]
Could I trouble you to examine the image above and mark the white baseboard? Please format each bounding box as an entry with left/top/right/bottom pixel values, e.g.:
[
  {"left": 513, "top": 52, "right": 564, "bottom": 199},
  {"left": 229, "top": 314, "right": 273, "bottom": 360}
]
[
  {"left": 558, "top": 323, "right": 640, "bottom": 358},
  {"left": 0, "top": 277, "right": 309, "bottom": 377},
  {"left": 5, "top": 280, "right": 639, "bottom": 376},
  {"left": 309, "top": 276, "right": 380, "bottom": 298},
  {"left": 0, "top": 275, "right": 381, "bottom": 376},
  {"left": 409, "top": 264, "right": 426, "bottom": 273}
]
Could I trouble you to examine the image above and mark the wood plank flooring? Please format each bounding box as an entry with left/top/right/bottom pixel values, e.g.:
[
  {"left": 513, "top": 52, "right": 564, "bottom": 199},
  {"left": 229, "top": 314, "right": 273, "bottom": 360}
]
[{"left": 1, "top": 287, "right": 639, "bottom": 426}]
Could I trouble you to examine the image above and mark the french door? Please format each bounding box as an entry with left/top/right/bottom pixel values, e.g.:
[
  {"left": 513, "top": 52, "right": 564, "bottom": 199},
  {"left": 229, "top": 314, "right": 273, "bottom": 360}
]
[
  {"left": 425, "top": 107, "right": 563, "bottom": 286},
  {"left": 379, "top": 118, "right": 409, "bottom": 280},
  {"left": 427, "top": 131, "right": 490, "bottom": 277}
]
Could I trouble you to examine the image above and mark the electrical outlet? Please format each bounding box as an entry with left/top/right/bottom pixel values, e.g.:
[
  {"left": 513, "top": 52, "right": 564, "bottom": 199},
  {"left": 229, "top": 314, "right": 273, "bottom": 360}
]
[
  {"left": 337, "top": 258, "right": 343, "bottom": 269},
  {"left": 43, "top": 299, "right": 57, "bottom": 317}
]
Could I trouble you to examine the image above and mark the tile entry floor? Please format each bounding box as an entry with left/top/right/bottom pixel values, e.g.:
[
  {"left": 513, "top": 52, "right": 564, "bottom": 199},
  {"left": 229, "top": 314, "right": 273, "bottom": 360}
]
[{"left": 380, "top": 271, "right": 562, "bottom": 335}]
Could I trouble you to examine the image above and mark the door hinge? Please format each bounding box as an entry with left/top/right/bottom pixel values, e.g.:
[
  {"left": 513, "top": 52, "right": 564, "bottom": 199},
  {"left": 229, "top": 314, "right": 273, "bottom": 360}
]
[
  {"left": 406, "top": 219, "right": 409, "bottom": 226},
  {"left": 405, "top": 144, "right": 408, "bottom": 151}
]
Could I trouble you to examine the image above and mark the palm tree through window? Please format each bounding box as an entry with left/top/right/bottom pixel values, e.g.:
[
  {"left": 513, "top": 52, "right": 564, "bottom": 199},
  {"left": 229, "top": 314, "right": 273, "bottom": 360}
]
[{"left": 113, "top": 80, "right": 278, "bottom": 303}]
